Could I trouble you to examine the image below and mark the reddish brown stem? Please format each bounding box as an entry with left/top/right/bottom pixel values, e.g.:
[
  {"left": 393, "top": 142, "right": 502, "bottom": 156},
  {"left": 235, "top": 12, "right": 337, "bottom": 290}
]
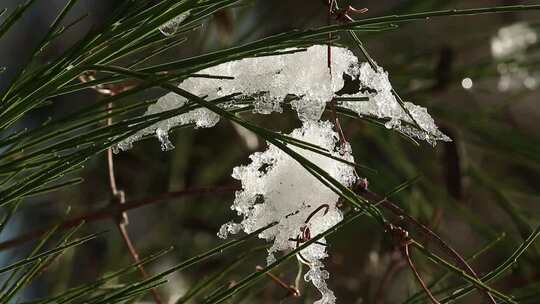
[
  {"left": 359, "top": 188, "right": 496, "bottom": 304},
  {"left": 0, "top": 186, "right": 238, "bottom": 251},
  {"left": 374, "top": 251, "right": 406, "bottom": 304},
  {"left": 256, "top": 265, "right": 300, "bottom": 298},
  {"left": 330, "top": 99, "right": 347, "bottom": 145},
  {"left": 327, "top": 0, "right": 335, "bottom": 73},
  {"left": 105, "top": 100, "right": 162, "bottom": 304},
  {"left": 322, "top": 4, "right": 492, "bottom": 300},
  {"left": 402, "top": 243, "right": 440, "bottom": 304}
]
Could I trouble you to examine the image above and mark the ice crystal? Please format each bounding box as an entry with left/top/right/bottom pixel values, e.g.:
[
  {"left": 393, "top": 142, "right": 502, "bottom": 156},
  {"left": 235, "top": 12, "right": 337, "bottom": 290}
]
[
  {"left": 219, "top": 120, "right": 356, "bottom": 304},
  {"left": 305, "top": 265, "right": 336, "bottom": 304},
  {"left": 116, "top": 45, "right": 449, "bottom": 152},
  {"left": 159, "top": 11, "right": 191, "bottom": 36},
  {"left": 217, "top": 221, "right": 243, "bottom": 239},
  {"left": 114, "top": 92, "right": 220, "bottom": 152},
  {"left": 339, "top": 63, "right": 451, "bottom": 145}
]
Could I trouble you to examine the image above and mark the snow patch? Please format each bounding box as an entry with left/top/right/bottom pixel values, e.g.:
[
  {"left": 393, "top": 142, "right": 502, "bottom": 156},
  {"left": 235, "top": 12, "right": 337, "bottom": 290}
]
[{"left": 219, "top": 121, "right": 356, "bottom": 304}]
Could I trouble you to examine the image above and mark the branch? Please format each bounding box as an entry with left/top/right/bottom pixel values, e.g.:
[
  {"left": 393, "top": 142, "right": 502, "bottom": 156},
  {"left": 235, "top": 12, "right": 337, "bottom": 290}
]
[
  {"left": 359, "top": 187, "right": 497, "bottom": 303},
  {"left": 0, "top": 186, "right": 238, "bottom": 251},
  {"left": 403, "top": 243, "right": 440, "bottom": 304}
]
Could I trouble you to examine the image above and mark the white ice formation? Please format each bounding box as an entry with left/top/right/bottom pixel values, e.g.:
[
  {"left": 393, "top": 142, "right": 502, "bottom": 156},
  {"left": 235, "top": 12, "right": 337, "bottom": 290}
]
[
  {"left": 338, "top": 62, "right": 451, "bottom": 145},
  {"left": 115, "top": 45, "right": 450, "bottom": 152},
  {"left": 218, "top": 120, "right": 356, "bottom": 304},
  {"left": 114, "top": 44, "right": 451, "bottom": 304}
]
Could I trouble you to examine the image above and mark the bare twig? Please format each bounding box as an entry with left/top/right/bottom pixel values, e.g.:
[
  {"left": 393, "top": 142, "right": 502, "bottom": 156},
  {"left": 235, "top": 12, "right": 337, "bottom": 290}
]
[
  {"left": 325, "top": 0, "right": 365, "bottom": 147},
  {"left": 329, "top": 99, "right": 347, "bottom": 145},
  {"left": 80, "top": 72, "right": 153, "bottom": 303},
  {"left": 374, "top": 250, "right": 406, "bottom": 304},
  {"left": 0, "top": 186, "right": 238, "bottom": 251},
  {"left": 109, "top": 95, "right": 161, "bottom": 303},
  {"left": 358, "top": 185, "right": 496, "bottom": 304},
  {"left": 256, "top": 265, "right": 300, "bottom": 298},
  {"left": 403, "top": 243, "right": 440, "bottom": 304},
  {"left": 385, "top": 222, "right": 440, "bottom": 304},
  {"left": 327, "top": 0, "right": 336, "bottom": 73},
  {"left": 318, "top": 10, "right": 489, "bottom": 297}
]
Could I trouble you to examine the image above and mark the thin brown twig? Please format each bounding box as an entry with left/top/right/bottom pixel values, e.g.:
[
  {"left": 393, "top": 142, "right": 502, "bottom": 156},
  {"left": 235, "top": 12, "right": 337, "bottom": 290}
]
[
  {"left": 402, "top": 242, "right": 440, "bottom": 304},
  {"left": 374, "top": 250, "right": 406, "bottom": 304},
  {"left": 106, "top": 100, "right": 161, "bottom": 304},
  {"left": 358, "top": 186, "right": 496, "bottom": 304},
  {"left": 0, "top": 186, "right": 239, "bottom": 251},
  {"left": 385, "top": 222, "right": 440, "bottom": 304},
  {"left": 325, "top": 0, "right": 351, "bottom": 147},
  {"left": 80, "top": 72, "right": 152, "bottom": 303},
  {"left": 256, "top": 265, "right": 300, "bottom": 298},
  {"left": 327, "top": 0, "right": 335, "bottom": 73},
  {"left": 321, "top": 7, "right": 489, "bottom": 298},
  {"left": 329, "top": 99, "right": 347, "bottom": 146}
]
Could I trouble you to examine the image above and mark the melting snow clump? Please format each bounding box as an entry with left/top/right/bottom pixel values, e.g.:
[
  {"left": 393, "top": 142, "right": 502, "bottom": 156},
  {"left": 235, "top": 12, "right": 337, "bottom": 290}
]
[
  {"left": 218, "top": 120, "right": 356, "bottom": 304},
  {"left": 491, "top": 23, "right": 539, "bottom": 91},
  {"left": 116, "top": 45, "right": 450, "bottom": 152},
  {"left": 114, "top": 92, "right": 219, "bottom": 152},
  {"left": 176, "top": 45, "right": 355, "bottom": 120}
]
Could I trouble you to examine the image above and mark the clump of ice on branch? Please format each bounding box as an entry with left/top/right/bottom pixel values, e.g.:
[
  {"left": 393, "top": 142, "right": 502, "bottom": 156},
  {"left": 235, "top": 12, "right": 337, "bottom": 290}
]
[
  {"left": 339, "top": 63, "right": 451, "bottom": 145},
  {"left": 218, "top": 120, "right": 355, "bottom": 304},
  {"left": 177, "top": 45, "right": 354, "bottom": 120},
  {"left": 115, "top": 45, "right": 449, "bottom": 152},
  {"left": 114, "top": 92, "right": 219, "bottom": 152}
]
